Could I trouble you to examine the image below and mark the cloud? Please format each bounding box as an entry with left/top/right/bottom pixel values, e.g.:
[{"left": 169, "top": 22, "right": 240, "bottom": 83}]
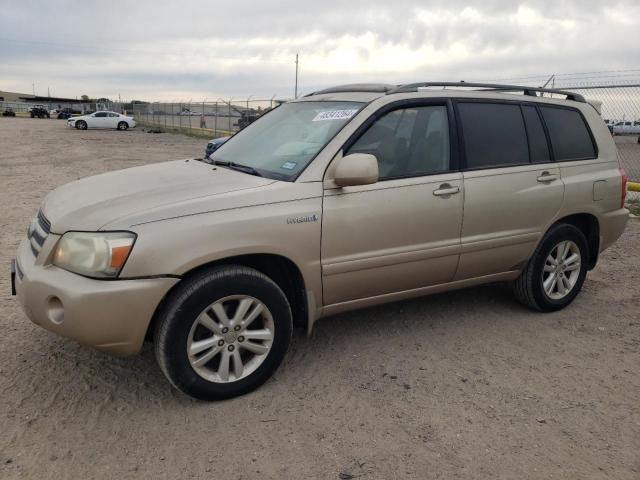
[{"left": 1, "top": 0, "right": 638, "bottom": 100}]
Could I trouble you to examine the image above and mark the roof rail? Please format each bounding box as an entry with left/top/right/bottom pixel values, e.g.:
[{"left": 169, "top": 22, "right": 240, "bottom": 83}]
[
  {"left": 305, "top": 83, "right": 397, "bottom": 96},
  {"left": 386, "top": 82, "right": 586, "bottom": 103}
]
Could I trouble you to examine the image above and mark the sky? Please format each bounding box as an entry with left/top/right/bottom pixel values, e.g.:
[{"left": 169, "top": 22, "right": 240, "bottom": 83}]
[{"left": 0, "top": 0, "right": 639, "bottom": 101}]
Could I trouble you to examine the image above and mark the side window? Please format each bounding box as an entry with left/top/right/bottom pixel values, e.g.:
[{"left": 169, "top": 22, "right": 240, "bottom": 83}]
[
  {"left": 458, "top": 102, "right": 529, "bottom": 168},
  {"left": 539, "top": 106, "right": 596, "bottom": 160},
  {"left": 521, "top": 105, "right": 550, "bottom": 163},
  {"left": 95, "top": 112, "right": 108, "bottom": 117},
  {"left": 109, "top": 113, "right": 119, "bottom": 117},
  {"left": 347, "top": 105, "right": 450, "bottom": 179}
]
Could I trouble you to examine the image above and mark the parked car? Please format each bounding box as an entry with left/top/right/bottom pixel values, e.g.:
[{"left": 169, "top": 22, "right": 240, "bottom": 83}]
[
  {"left": 30, "top": 106, "right": 50, "bottom": 118},
  {"left": 67, "top": 111, "right": 136, "bottom": 130},
  {"left": 204, "top": 136, "right": 230, "bottom": 159},
  {"left": 57, "top": 111, "right": 73, "bottom": 120},
  {"left": 612, "top": 121, "right": 640, "bottom": 136},
  {"left": 2, "top": 107, "right": 16, "bottom": 117},
  {"left": 12, "top": 82, "right": 629, "bottom": 401}
]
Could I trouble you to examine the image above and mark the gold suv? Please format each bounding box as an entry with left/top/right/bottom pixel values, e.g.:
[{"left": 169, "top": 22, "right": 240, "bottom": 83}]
[{"left": 12, "top": 82, "right": 629, "bottom": 400}]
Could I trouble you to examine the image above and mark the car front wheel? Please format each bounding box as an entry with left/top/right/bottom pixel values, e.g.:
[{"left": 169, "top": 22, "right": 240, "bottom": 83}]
[
  {"left": 513, "top": 223, "right": 589, "bottom": 312},
  {"left": 153, "top": 265, "right": 293, "bottom": 400},
  {"left": 76, "top": 120, "right": 87, "bottom": 130}
]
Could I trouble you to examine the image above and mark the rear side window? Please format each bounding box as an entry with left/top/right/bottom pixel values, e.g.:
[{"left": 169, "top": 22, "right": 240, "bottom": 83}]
[
  {"left": 521, "top": 106, "right": 550, "bottom": 163},
  {"left": 458, "top": 102, "right": 529, "bottom": 169},
  {"left": 539, "top": 107, "right": 595, "bottom": 160}
]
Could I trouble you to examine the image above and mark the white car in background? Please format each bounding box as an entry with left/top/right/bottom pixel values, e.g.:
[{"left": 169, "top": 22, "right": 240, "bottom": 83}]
[
  {"left": 68, "top": 111, "right": 136, "bottom": 130},
  {"left": 612, "top": 120, "right": 640, "bottom": 136}
]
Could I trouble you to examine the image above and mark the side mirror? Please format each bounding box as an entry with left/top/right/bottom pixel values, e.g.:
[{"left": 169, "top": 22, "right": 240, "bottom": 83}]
[{"left": 334, "top": 153, "right": 379, "bottom": 187}]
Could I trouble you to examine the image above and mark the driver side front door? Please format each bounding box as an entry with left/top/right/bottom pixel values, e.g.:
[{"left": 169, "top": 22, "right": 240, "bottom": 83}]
[{"left": 321, "top": 102, "right": 464, "bottom": 307}]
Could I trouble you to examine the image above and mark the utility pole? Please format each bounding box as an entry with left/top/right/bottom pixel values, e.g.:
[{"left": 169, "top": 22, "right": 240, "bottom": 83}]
[
  {"left": 32, "top": 82, "right": 35, "bottom": 95},
  {"left": 47, "top": 87, "right": 50, "bottom": 97},
  {"left": 294, "top": 53, "right": 299, "bottom": 99}
]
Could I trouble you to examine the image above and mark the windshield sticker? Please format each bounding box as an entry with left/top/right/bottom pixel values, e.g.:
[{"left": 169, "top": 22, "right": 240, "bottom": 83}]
[
  {"left": 312, "top": 109, "right": 358, "bottom": 122},
  {"left": 281, "top": 161, "right": 297, "bottom": 170}
]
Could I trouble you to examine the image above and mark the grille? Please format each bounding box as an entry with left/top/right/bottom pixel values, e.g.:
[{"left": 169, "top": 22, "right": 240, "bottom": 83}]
[{"left": 27, "top": 210, "right": 50, "bottom": 257}]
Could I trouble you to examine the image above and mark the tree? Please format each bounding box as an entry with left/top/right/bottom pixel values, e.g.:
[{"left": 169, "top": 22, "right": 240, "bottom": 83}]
[{"left": 80, "top": 95, "right": 89, "bottom": 101}]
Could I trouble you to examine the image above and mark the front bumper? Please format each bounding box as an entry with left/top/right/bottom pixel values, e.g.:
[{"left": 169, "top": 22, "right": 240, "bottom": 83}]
[{"left": 14, "top": 236, "right": 178, "bottom": 356}]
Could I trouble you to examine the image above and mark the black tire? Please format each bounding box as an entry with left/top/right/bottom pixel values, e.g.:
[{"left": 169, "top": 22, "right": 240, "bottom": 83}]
[
  {"left": 117, "top": 121, "right": 128, "bottom": 131},
  {"left": 30, "top": 113, "right": 35, "bottom": 118},
  {"left": 76, "top": 120, "right": 87, "bottom": 130},
  {"left": 513, "top": 223, "right": 589, "bottom": 312},
  {"left": 153, "top": 265, "right": 293, "bottom": 400}
]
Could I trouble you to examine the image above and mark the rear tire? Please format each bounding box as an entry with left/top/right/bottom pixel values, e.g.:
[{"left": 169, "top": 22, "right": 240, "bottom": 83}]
[
  {"left": 117, "top": 121, "right": 128, "bottom": 131},
  {"left": 76, "top": 120, "right": 87, "bottom": 130},
  {"left": 154, "top": 265, "right": 293, "bottom": 401},
  {"left": 513, "top": 223, "right": 589, "bottom": 312}
]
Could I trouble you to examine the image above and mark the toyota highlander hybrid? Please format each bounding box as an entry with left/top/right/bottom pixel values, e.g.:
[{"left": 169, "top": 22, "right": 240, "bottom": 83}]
[{"left": 12, "top": 82, "right": 629, "bottom": 400}]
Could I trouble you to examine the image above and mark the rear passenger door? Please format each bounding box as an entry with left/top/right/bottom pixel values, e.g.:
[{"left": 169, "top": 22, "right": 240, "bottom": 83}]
[
  {"left": 106, "top": 113, "right": 120, "bottom": 128},
  {"left": 454, "top": 101, "right": 564, "bottom": 280}
]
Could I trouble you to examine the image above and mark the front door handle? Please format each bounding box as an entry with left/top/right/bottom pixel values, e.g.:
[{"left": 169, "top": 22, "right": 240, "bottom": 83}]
[
  {"left": 537, "top": 172, "right": 559, "bottom": 183},
  {"left": 433, "top": 184, "right": 460, "bottom": 196}
]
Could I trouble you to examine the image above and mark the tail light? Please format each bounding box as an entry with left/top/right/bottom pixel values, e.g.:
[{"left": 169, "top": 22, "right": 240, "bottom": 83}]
[{"left": 620, "top": 167, "right": 628, "bottom": 208}]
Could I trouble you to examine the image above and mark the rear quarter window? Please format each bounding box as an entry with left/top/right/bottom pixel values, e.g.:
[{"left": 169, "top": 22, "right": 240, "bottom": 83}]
[{"left": 539, "top": 106, "right": 596, "bottom": 161}]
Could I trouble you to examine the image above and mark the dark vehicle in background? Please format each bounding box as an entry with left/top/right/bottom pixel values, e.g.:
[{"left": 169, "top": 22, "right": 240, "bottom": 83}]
[
  {"left": 236, "top": 111, "right": 261, "bottom": 129},
  {"left": 57, "top": 108, "right": 80, "bottom": 120},
  {"left": 2, "top": 107, "right": 16, "bottom": 117},
  {"left": 30, "top": 106, "right": 50, "bottom": 119},
  {"left": 204, "top": 136, "right": 231, "bottom": 159}
]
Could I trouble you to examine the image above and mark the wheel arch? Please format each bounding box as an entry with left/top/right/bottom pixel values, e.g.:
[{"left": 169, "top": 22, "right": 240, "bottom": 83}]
[
  {"left": 548, "top": 213, "right": 600, "bottom": 270},
  {"left": 146, "top": 253, "right": 309, "bottom": 341}
]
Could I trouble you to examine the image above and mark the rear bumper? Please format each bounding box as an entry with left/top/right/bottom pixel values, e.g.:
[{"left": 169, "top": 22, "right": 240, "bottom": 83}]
[
  {"left": 14, "top": 237, "right": 178, "bottom": 356},
  {"left": 599, "top": 208, "right": 629, "bottom": 252}
]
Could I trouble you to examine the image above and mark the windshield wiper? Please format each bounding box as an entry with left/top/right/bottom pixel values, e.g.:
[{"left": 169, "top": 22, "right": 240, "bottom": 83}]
[{"left": 210, "top": 160, "right": 263, "bottom": 177}]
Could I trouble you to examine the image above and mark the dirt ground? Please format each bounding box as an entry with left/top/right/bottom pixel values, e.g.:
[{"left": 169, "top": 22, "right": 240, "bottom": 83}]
[{"left": 1, "top": 117, "right": 639, "bottom": 480}]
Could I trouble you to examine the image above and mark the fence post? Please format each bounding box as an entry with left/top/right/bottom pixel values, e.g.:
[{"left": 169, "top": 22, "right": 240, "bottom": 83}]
[{"left": 214, "top": 101, "right": 218, "bottom": 136}]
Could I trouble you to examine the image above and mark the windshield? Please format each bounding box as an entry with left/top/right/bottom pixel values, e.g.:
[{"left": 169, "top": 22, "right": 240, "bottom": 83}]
[{"left": 211, "top": 101, "right": 364, "bottom": 181}]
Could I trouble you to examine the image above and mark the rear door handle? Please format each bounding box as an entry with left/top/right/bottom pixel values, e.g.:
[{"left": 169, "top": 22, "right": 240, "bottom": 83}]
[
  {"left": 537, "top": 172, "right": 559, "bottom": 183},
  {"left": 433, "top": 184, "right": 460, "bottom": 196}
]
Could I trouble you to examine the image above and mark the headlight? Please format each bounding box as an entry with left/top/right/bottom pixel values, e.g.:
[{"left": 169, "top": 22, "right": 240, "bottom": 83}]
[{"left": 53, "top": 231, "right": 136, "bottom": 278}]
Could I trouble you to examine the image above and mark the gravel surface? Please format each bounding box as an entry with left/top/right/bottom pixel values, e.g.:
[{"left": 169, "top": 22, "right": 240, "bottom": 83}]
[{"left": 1, "top": 117, "right": 639, "bottom": 479}]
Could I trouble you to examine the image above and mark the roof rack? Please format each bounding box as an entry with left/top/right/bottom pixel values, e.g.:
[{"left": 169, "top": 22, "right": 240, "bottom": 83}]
[
  {"left": 386, "top": 82, "right": 586, "bottom": 103},
  {"left": 305, "top": 83, "right": 397, "bottom": 96}
]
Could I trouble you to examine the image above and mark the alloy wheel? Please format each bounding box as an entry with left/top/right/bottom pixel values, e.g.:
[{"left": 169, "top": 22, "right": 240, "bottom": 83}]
[
  {"left": 186, "top": 295, "right": 274, "bottom": 383},
  {"left": 542, "top": 240, "right": 581, "bottom": 300}
]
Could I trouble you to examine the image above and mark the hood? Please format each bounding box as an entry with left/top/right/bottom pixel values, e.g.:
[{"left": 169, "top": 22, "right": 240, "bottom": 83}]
[{"left": 42, "top": 160, "right": 275, "bottom": 232}]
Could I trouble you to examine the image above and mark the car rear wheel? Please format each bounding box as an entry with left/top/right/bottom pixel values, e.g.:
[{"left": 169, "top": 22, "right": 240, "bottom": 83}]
[
  {"left": 153, "top": 265, "right": 293, "bottom": 400},
  {"left": 76, "top": 120, "right": 87, "bottom": 130},
  {"left": 513, "top": 223, "right": 589, "bottom": 312},
  {"left": 117, "top": 121, "right": 128, "bottom": 130}
]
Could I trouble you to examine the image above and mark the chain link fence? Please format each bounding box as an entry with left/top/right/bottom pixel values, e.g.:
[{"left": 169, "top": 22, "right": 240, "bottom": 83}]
[{"left": 132, "top": 98, "right": 289, "bottom": 138}]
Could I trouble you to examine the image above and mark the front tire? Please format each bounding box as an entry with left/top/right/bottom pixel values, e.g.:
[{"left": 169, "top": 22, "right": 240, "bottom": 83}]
[
  {"left": 153, "top": 265, "right": 293, "bottom": 400},
  {"left": 117, "top": 121, "right": 129, "bottom": 130},
  {"left": 513, "top": 223, "right": 589, "bottom": 312},
  {"left": 76, "top": 120, "right": 87, "bottom": 130}
]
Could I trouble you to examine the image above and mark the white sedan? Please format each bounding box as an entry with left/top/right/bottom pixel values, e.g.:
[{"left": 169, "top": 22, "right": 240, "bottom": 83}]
[
  {"left": 67, "top": 111, "right": 136, "bottom": 130},
  {"left": 612, "top": 121, "right": 640, "bottom": 136}
]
